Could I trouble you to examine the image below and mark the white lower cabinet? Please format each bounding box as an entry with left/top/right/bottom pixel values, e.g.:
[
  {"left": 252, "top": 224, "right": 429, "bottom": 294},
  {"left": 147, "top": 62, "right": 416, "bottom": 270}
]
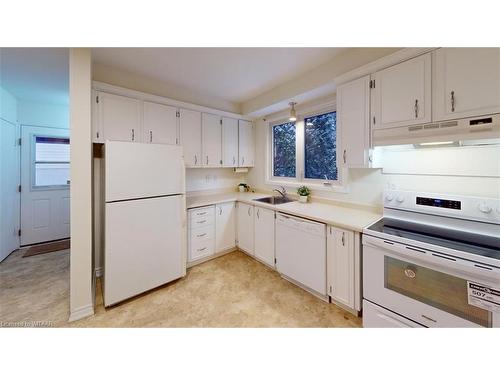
[
  {"left": 327, "top": 226, "right": 356, "bottom": 310},
  {"left": 363, "top": 300, "right": 424, "bottom": 327},
  {"left": 188, "top": 206, "right": 215, "bottom": 262},
  {"left": 254, "top": 206, "right": 275, "bottom": 268},
  {"left": 236, "top": 202, "right": 254, "bottom": 255},
  {"left": 215, "top": 202, "right": 236, "bottom": 253}
]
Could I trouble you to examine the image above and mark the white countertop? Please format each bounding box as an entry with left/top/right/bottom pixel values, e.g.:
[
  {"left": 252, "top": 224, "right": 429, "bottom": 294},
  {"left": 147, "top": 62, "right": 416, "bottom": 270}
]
[{"left": 186, "top": 192, "right": 382, "bottom": 232}]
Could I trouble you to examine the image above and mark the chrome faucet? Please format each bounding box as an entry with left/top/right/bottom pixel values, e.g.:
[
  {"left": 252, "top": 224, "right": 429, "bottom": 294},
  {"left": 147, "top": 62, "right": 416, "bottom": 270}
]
[{"left": 273, "top": 186, "right": 287, "bottom": 198}]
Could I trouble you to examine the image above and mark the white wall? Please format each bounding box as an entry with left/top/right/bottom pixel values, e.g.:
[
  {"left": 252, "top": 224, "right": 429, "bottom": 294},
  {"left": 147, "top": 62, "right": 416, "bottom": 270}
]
[
  {"left": 69, "top": 48, "right": 94, "bottom": 321},
  {"left": 186, "top": 168, "right": 247, "bottom": 193},
  {"left": 17, "top": 99, "right": 69, "bottom": 129}
]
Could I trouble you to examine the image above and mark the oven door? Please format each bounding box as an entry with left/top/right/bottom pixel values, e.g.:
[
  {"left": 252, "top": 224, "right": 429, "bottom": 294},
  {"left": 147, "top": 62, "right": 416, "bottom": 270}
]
[{"left": 363, "top": 235, "right": 500, "bottom": 327}]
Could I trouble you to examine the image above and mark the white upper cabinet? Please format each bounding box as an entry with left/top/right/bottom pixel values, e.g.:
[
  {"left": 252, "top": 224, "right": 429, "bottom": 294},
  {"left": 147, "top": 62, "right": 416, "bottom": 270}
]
[
  {"left": 98, "top": 92, "right": 142, "bottom": 142},
  {"left": 179, "top": 108, "right": 202, "bottom": 167},
  {"left": 215, "top": 202, "right": 236, "bottom": 253},
  {"left": 327, "top": 226, "right": 355, "bottom": 310},
  {"left": 338, "top": 75, "right": 371, "bottom": 168},
  {"left": 143, "top": 101, "right": 178, "bottom": 145},
  {"left": 236, "top": 202, "right": 254, "bottom": 255},
  {"left": 238, "top": 120, "right": 254, "bottom": 167},
  {"left": 433, "top": 48, "right": 500, "bottom": 121},
  {"left": 372, "top": 53, "right": 432, "bottom": 129},
  {"left": 201, "top": 113, "right": 222, "bottom": 167},
  {"left": 222, "top": 117, "right": 239, "bottom": 167},
  {"left": 254, "top": 207, "right": 275, "bottom": 268}
]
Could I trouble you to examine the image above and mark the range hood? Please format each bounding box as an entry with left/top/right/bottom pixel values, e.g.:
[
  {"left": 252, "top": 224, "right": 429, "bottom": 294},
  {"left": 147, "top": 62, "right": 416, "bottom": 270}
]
[{"left": 372, "top": 113, "right": 500, "bottom": 146}]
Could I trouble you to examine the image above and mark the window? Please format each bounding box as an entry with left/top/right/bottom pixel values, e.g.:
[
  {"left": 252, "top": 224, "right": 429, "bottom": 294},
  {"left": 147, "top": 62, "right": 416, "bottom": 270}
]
[
  {"left": 267, "top": 108, "right": 341, "bottom": 189},
  {"left": 304, "top": 111, "right": 337, "bottom": 180},
  {"left": 272, "top": 122, "right": 296, "bottom": 178},
  {"left": 33, "top": 136, "right": 70, "bottom": 187}
]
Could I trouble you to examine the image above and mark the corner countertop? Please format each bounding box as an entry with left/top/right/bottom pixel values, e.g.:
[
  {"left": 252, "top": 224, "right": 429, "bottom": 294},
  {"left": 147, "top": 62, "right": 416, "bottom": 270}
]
[{"left": 186, "top": 192, "right": 382, "bottom": 232}]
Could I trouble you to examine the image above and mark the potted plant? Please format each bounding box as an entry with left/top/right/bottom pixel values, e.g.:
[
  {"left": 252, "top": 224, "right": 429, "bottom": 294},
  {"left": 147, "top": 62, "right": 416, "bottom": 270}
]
[
  {"left": 297, "top": 185, "right": 311, "bottom": 203},
  {"left": 238, "top": 183, "right": 249, "bottom": 193}
]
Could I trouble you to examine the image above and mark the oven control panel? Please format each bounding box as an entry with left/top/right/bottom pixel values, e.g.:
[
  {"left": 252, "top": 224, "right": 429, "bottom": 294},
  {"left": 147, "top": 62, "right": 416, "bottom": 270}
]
[{"left": 384, "top": 190, "right": 500, "bottom": 224}]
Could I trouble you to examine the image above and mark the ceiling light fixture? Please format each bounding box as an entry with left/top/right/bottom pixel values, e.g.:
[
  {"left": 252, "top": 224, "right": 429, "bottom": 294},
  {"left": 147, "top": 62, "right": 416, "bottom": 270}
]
[{"left": 289, "top": 102, "right": 297, "bottom": 122}]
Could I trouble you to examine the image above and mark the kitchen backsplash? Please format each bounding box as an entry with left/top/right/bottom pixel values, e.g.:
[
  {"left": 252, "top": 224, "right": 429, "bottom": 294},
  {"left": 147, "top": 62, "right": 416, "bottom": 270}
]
[{"left": 185, "top": 168, "right": 247, "bottom": 193}]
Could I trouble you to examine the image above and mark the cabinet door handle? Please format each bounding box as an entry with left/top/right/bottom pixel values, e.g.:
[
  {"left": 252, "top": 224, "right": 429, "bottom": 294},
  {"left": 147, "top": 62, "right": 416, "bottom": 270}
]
[
  {"left": 342, "top": 232, "right": 345, "bottom": 246},
  {"left": 206, "top": 155, "right": 209, "bottom": 165},
  {"left": 196, "top": 220, "right": 206, "bottom": 224},
  {"left": 149, "top": 130, "right": 153, "bottom": 142},
  {"left": 196, "top": 212, "right": 207, "bottom": 216},
  {"left": 343, "top": 149, "right": 346, "bottom": 164},
  {"left": 197, "top": 233, "right": 207, "bottom": 238},
  {"left": 131, "top": 129, "right": 135, "bottom": 141},
  {"left": 219, "top": 207, "right": 222, "bottom": 215},
  {"left": 248, "top": 207, "right": 251, "bottom": 216},
  {"left": 197, "top": 247, "right": 207, "bottom": 252},
  {"left": 233, "top": 156, "right": 236, "bottom": 165},
  {"left": 257, "top": 209, "right": 260, "bottom": 219},
  {"left": 451, "top": 91, "right": 455, "bottom": 112},
  {"left": 194, "top": 155, "right": 197, "bottom": 165},
  {"left": 414, "top": 99, "right": 419, "bottom": 118},
  {"left": 242, "top": 156, "right": 245, "bottom": 165}
]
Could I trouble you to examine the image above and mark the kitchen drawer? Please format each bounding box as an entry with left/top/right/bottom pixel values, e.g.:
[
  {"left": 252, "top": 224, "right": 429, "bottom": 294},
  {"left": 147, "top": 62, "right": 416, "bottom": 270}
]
[
  {"left": 190, "top": 225, "right": 214, "bottom": 241},
  {"left": 190, "top": 215, "right": 215, "bottom": 228},
  {"left": 189, "top": 206, "right": 215, "bottom": 220},
  {"left": 189, "top": 237, "right": 215, "bottom": 262}
]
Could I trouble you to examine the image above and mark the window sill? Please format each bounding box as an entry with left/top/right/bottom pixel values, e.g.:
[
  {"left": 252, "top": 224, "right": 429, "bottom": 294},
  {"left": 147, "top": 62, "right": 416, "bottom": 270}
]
[{"left": 264, "top": 178, "right": 349, "bottom": 194}]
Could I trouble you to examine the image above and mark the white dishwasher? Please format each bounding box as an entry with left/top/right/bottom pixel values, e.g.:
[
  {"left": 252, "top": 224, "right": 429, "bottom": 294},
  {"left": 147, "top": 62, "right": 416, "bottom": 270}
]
[{"left": 275, "top": 213, "right": 327, "bottom": 296}]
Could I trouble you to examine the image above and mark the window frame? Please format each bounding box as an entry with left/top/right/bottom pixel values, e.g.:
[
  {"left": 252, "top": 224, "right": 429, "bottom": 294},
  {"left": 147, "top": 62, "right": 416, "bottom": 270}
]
[
  {"left": 265, "top": 103, "right": 346, "bottom": 192},
  {"left": 31, "top": 134, "right": 71, "bottom": 191}
]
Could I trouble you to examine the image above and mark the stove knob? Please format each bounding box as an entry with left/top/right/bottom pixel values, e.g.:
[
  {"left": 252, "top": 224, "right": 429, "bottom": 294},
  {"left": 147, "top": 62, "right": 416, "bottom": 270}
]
[
  {"left": 385, "top": 193, "right": 394, "bottom": 202},
  {"left": 478, "top": 202, "right": 492, "bottom": 214},
  {"left": 396, "top": 196, "right": 405, "bottom": 203}
]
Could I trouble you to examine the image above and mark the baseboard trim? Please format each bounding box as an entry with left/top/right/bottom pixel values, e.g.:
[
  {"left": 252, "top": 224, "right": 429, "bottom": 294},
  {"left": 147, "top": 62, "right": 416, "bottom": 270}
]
[
  {"left": 187, "top": 247, "right": 237, "bottom": 268},
  {"left": 68, "top": 304, "right": 94, "bottom": 322}
]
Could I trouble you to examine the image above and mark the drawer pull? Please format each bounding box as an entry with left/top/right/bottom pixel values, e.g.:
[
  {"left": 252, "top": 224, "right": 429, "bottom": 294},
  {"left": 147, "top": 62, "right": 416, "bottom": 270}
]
[
  {"left": 196, "top": 212, "right": 207, "bottom": 216},
  {"left": 197, "top": 247, "right": 207, "bottom": 252},
  {"left": 196, "top": 220, "right": 207, "bottom": 224},
  {"left": 197, "top": 233, "right": 207, "bottom": 237}
]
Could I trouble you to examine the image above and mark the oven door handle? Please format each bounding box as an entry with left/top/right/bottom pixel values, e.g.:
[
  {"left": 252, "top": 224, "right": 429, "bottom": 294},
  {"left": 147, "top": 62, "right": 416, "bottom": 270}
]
[{"left": 363, "top": 235, "right": 500, "bottom": 282}]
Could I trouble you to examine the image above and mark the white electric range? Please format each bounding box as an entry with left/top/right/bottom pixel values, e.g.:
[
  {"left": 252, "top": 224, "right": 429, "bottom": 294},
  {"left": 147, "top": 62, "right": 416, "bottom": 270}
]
[{"left": 362, "top": 190, "right": 500, "bottom": 328}]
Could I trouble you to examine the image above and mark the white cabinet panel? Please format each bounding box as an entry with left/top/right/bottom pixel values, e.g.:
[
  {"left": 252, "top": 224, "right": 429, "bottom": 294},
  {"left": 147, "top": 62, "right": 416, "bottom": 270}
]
[
  {"left": 372, "top": 53, "right": 432, "bottom": 129},
  {"left": 236, "top": 202, "right": 254, "bottom": 255},
  {"left": 433, "top": 48, "right": 500, "bottom": 121},
  {"left": 338, "top": 75, "right": 371, "bottom": 168},
  {"left": 98, "top": 92, "right": 142, "bottom": 142},
  {"left": 215, "top": 202, "right": 236, "bottom": 253},
  {"left": 179, "top": 108, "right": 202, "bottom": 167},
  {"left": 143, "top": 101, "right": 178, "bottom": 145},
  {"left": 327, "top": 226, "right": 355, "bottom": 309},
  {"left": 238, "top": 120, "right": 254, "bottom": 167},
  {"left": 222, "top": 117, "right": 239, "bottom": 167},
  {"left": 202, "top": 113, "right": 222, "bottom": 167},
  {"left": 254, "top": 207, "right": 275, "bottom": 268},
  {"left": 363, "top": 300, "right": 424, "bottom": 328},
  {"left": 188, "top": 205, "right": 215, "bottom": 262}
]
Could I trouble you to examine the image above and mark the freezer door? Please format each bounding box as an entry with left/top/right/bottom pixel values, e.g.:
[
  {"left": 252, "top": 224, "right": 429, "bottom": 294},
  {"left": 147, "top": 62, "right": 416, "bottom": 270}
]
[
  {"left": 104, "top": 195, "right": 186, "bottom": 306},
  {"left": 105, "top": 141, "right": 185, "bottom": 202}
]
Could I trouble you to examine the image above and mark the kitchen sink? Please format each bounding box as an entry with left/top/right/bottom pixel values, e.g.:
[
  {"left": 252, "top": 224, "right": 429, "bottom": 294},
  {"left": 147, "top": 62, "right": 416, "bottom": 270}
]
[{"left": 253, "top": 196, "right": 294, "bottom": 205}]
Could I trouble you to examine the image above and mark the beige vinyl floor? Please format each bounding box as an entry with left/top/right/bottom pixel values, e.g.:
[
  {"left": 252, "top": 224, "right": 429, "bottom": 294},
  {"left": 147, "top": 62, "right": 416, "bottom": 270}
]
[{"left": 0, "top": 248, "right": 361, "bottom": 328}]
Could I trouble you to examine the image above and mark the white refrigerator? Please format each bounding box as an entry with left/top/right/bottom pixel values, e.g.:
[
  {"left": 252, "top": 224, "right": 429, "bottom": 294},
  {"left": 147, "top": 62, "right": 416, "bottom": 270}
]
[{"left": 103, "top": 141, "right": 186, "bottom": 306}]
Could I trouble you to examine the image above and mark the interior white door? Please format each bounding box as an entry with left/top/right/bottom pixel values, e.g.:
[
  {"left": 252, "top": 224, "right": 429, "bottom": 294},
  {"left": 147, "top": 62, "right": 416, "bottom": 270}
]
[
  {"left": 327, "top": 226, "right": 355, "bottom": 309},
  {"left": 373, "top": 53, "right": 432, "bottom": 129},
  {"left": 433, "top": 48, "right": 500, "bottom": 121},
  {"left": 215, "top": 202, "right": 236, "bottom": 253},
  {"left": 254, "top": 206, "right": 275, "bottom": 267},
  {"left": 20, "top": 126, "right": 70, "bottom": 246},
  {"left": 238, "top": 120, "right": 254, "bottom": 167},
  {"left": 201, "top": 113, "right": 222, "bottom": 167},
  {"left": 143, "top": 101, "right": 178, "bottom": 145},
  {"left": 222, "top": 117, "right": 238, "bottom": 167},
  {"left": 236, "top": 202, "right": 254, "bottom": 255},
  {"left": 338, "top": 75, "right": 371, "bottom": 168},
  {"left": 179, "top": 108, "right": 202, "bottom": 167},
  {"left": 104, "top": 195, "right": 185, "bottom": 306},
  {"left": 0, "top": 119, "right": 20, "bottom": 261},
  {"left": 98, "top": 92, "right": 142, "bottom": 142}
]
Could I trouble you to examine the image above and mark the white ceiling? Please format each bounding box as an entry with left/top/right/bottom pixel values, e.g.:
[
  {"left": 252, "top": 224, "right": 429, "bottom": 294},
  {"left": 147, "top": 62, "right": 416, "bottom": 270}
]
[
  {"left": 0, "top": 48, "right": 69, "bottom": 105},
  {"left": 92, "top": 48, "right": 348, "bottom": 104}
]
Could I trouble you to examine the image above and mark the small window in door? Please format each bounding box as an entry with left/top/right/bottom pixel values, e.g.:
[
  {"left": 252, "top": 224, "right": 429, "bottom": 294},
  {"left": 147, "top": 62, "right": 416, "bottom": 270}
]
[{"left": 33, "top": 136, "right": 70, "bottom": 188}]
